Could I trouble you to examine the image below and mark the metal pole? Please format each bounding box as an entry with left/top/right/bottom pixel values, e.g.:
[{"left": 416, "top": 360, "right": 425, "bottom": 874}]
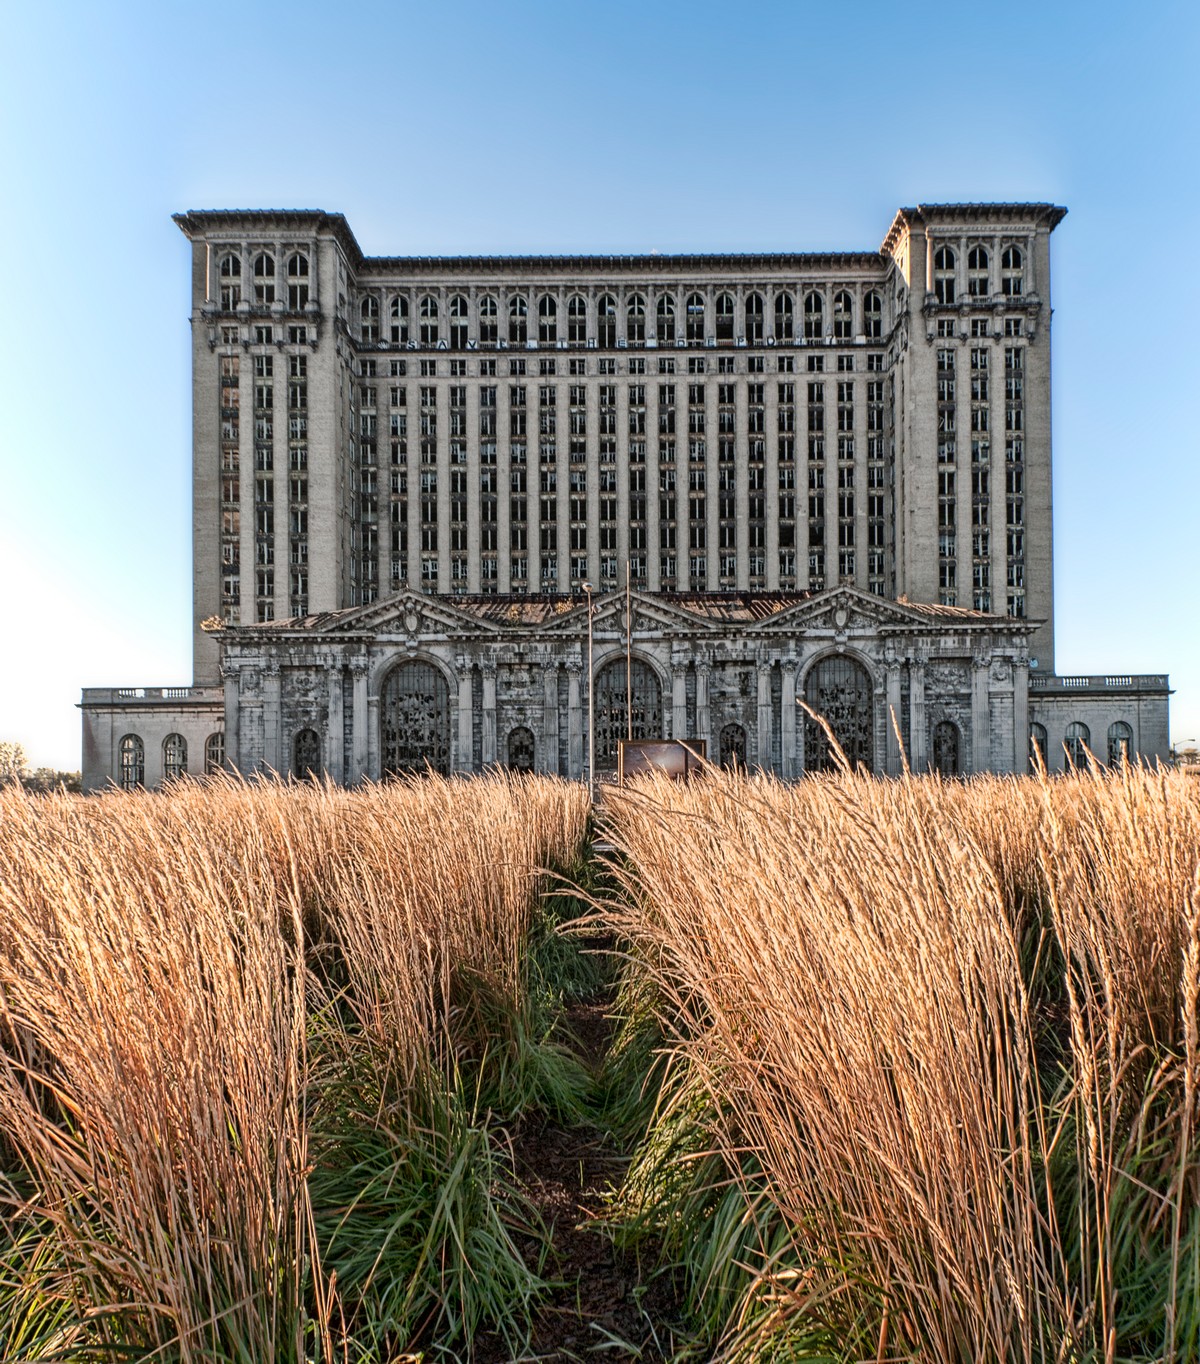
[{"left": 583, "top": 582, "right": 594, "bottom": 798}]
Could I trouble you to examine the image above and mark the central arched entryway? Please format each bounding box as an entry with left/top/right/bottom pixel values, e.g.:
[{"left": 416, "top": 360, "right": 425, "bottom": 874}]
[
  {"left": 381, "top": 660, "right": 451, "bottom": 776},
  {"left": 594, "top": 657, "right": 663, "bottom": 772},
  {"left": 803, "top": 655, "right": 874, "bottom": 773}
]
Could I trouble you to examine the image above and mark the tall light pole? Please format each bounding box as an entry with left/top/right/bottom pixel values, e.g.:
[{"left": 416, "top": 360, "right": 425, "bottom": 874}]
[{"left": 582, "top": 582, "right": 595, "bottom": 798}]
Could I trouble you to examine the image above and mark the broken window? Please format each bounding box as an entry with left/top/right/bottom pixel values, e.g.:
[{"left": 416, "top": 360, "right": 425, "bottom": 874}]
[
  {"left": 418, "top": 295, "right": 438, "bottom": 346},
  {"left": 715, "top": 292, "right": 735, "bottom": 342},
  {"left": 361, "top": 295, "right": 379, "bottom": 344},
  {"left": 538, "top": 294, "right": 557, "bottom": 344},
  {"left": 509, "top": 295, "right": 528, "bottom": 345},
  {"left": 1002, "top": 244, "right": 1024, "bottom": 297},
  {"left": 286, "top": 253, "right": 308, "bottom": 310},
  {"left": 745, "top": 292, "right": 765, "bottom": 344},
  {"left": 253, "top": 252, "right": 275, "bottom": 305},
  {"left": 833, "top": 291, "right": 853, "bottom": 340},
  {"left": 967, "top": 244, "right": 990, "bottom": 297},
  {"left": 934, "top": 245, "right": 956, "bottom": 304}
]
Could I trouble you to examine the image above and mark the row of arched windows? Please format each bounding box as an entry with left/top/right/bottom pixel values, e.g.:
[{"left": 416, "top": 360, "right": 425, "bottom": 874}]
[
  {"left": 117, "top": 733, "right": 225, "bottom": 789},
  {"left": 217, "top": 252, "right": 310, "bottom": 310},
  {"left": 360, "top": 287, "right": 887, "bottom": 347},
  {"left": 932, "top": 243, "right": 1026, "bottom": 305},
  {"left": 1029, "top": 721, "right": 1134, "bottom": 771}
]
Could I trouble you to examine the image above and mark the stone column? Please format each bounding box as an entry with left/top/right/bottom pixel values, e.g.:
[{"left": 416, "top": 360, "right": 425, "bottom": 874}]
[
  {"left": 971, "top": 646, "right": 991, "bottom": 774},
  {"left": 366, "top": 695, "right": 380, "bottom": 781},
  {"left": 221, "top": 661, "right": 240, "bottom": 773},
  {"left": 567, "top": 659, "right": 583, "bottom": 780},
  {"left": 885, "top": 643, "right": 903, "bottom": 775},
  {"left": 482, "top": 658, "right": 498, "bottom": 766},
  {"left": 264, "top": 660, "right": 282, "bottom": 775},
  {"left": 350, "top": 659, "right": 369, "bottom": 782},
  {"left": 1013, "top": 649, "right": 1030, "bottom": 774},
  {"left": 696, "top": 658, "right": 711, "bottom": 759},
  {"left": 542, "top": 661, "right": 559, "bottom": 774},
  {"left": 781, "top": 658, "right": 797, "bottom": 778},
  {"left": 756, "top": 652, "right": 772, "bottom": 770},
  {"left": 908, "top": 648, "right": 927, "bottom": 772},
  {"left": 326, "top": 659, "right": 343, "bottom": 783},
  {"left": 456, "top": 656, "right": 473, "bottom": 774},
  {"left": 671, "top": 662, "right": 687, "bottom": 740}
]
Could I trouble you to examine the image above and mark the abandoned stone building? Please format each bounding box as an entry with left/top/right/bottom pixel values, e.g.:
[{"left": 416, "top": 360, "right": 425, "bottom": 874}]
[{"left": 80, "top": 202, "right": 1170, "bottom": 788}]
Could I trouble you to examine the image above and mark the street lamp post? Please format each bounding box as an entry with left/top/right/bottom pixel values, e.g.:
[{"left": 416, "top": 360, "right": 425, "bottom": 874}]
[{"left": 582, "top": 582, "right": 595, "bottom": 798}]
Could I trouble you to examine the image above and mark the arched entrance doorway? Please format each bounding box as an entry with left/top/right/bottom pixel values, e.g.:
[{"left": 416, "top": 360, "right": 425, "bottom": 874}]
[
  {"left": 719, "top": 722, "right": 747, "bottom": 771},
  {"left": 381, "top": 660, "right": 451, "bottom": 776},
  {"left": 803, "top": 655, "right": 874, "bottom": 773},
  {"left": 594, "top": 657, "right": 662, "bottom": 772},
  {"left": 932, "top": 720, "right": 960, "bottom": 776},
  {"left": 507, "top": 726, "right": 535, "bottom": 773}
]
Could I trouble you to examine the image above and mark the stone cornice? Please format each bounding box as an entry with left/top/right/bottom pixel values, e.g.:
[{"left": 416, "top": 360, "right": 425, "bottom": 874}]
[{"left": 881, "top": 203, "right": 1068, "bottom": 257}]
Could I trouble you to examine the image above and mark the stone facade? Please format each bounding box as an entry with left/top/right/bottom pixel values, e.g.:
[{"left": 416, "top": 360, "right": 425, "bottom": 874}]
[
  {"left": 80, "top": 200, "right": 1172, "bottom": 789},
  {"left": 204, "top": 586, "right": 1036, "bottom": 782}
]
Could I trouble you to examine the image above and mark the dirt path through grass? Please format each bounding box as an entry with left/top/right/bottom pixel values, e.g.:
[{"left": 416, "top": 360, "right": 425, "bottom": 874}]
[{"left": 476, "top": 988, "right": 683, "bottom": 1363}]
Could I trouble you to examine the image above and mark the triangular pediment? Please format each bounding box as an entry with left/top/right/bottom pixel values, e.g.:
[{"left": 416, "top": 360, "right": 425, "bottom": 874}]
[
  {"left": 754, "top": 586, "right": 992, "bottom": 634},
  {"left": 305, "top": 591, "right": 506, "bottom": 638},
  {"left": 542, "top": 589, "right": 722, "bottom": 636}
]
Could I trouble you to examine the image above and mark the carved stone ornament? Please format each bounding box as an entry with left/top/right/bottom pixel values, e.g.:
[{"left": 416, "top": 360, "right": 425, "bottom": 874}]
[{"left": 403, "top": 608, "right": 420, "bottom": 635}]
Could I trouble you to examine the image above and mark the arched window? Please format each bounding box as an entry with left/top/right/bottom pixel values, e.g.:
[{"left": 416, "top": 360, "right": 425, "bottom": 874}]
[
  {"left": 863, "top": 290, "right": 883, "bottom": 340},
  {"left": 803, "top": 291, "right": 824, "bottom": 340},
  {"left": 118, "top": 734, "right": 144, "bottom": 790},
  {"left": 286, "top": 253, "right": 309, "bottom": 310},
  {"left": 449, "top": 294, "right": 469, "bottom": 349},
  {"left": 626, "top": 293, "right": 646, "bottom": 344},
  {"left": 656, "top": 294, "right": 676, "bottom": 343},
  {"left": 803, "top": 655, "right": 873, "bottom": 773},
  {"left": 509, "top": 295, "right": 528, "bottom": 345},
  {"left": 1029, "top": 722, "right": 1048, "bottom": 770},
  {"left": 934, "top": 245, "right": 956, "bottom": 305},
  {"left": 538, "top": 294, "right": 557, "bottom": 344},
  {"left": 1107, "top": 721, "right": 1133, "bottom": 767},
  {"left": 594, "top": 658, "right": 663, "bottom": 771},
  {"left": 567, "top": 294, "right": 587, "bottom": 345},
  {"left": 419, "top": 296, "right": 439, "bottom": 346},
  {"left": 361, "top": 295, "right": 379, "bottom": 344},
  {"left": 293, "top": 728, "right": 321, "bottom": 780},
  {"left": 719, "top": 722, "right": 747, "bottom": 771},
  {"left": 478, "top": 295, "right": 498, "bottom": 345},
  {"left": 1002, "top": 244, "right": 1024, "bottom": 297},
  {"left": 715, "top": 292, "right": 735, "bottom": 342},
  {"left": 774, "top": 291, "right": 794, "bottom": 342},
  {"left": 832, "top": 291, "right": 854, "bottom": 340},
  {"left": 390, "top": 296, "right": 409, "bottom": 344},
  {"left": 381, "top": 661, "right": 451, "bottom": 776},
  {"left": 685, "top": 292, "right": 706, "bottom": 343},
  {"left": 253, "top": 252, "right": 275, "bottom": 305},
  {"left": 204, "top": 732, "right": 225, "bottom": 775},
  {"left": 932, "top": 721, "right": 959, "bottom": 776},
  {"left": 597, "top": 294, "right": 617, "bottom": 348},
  {"left": 967, "top": 245, "right": 990, "bottom": 298},
  {"left": 507, "top": 726, "right": 535, "bottom": 773},
  {"left": 1064, "top": 721, "right": 1091, "bottom": 771},
  {"left": 745, "top": 292, "right": 765, "bottom": 344},
  {"left": 219, "top": 253, "right": 241, "bottom": 309},
  {"left": 162, "top": 733, "right": 188, "bottom": 782}
]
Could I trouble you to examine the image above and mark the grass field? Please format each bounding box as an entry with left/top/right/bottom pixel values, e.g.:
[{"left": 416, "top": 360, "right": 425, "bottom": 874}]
[{"left": 1, "top": 764, "right": 1197, "bottom": 1362}]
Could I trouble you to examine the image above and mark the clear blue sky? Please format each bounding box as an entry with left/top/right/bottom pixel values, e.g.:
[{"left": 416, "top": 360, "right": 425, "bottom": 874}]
[{"left": 1, "top": 1, "right": 1197, "bottom": 769}]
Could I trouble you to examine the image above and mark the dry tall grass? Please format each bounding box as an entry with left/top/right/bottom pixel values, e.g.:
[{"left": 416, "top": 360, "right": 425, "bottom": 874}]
[
  {"left": 600, "top": 766, "right": 1200, "bottom": 1363},
  {"left": 0, "top": 771, "right": 589, "bottom": 1361}
]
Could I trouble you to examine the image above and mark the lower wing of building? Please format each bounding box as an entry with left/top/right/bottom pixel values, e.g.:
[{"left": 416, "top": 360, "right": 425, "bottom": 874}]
[{"left": 79, "top": 586, "right": 1170, "bottom": 789}]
